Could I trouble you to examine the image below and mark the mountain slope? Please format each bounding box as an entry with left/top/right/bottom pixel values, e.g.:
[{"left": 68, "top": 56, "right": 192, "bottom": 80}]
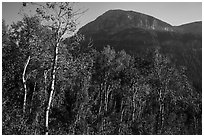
[
  {"left": 79, "top": 9, "right": 174, "bottom": 35},
  {"left": 79, "top": 9, "right": 201, "bottom": 36},
  {"left": 175, "top": 21, "right": 202, "bottom": 35},
  {"left": 78, "top": 9, "right": 201, "bottom": 51},
  {"left": 76, "top": 9, "right": 202, "bottom": 93}
]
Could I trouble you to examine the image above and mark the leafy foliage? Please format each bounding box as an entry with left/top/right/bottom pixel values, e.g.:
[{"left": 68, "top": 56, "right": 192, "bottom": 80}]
[{"left": 2, "top": 4, "right": 201, "bottom": 135}]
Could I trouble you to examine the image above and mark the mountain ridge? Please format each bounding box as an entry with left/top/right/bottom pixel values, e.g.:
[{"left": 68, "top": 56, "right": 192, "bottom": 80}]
[
  {"left": 74, "top": 9, "right": 202, "bottom": 94},
  {"left": 175, "top": 21, "right": 202, "bottom": 35},
  {"left": 79, "top": 9, "right": 201, "bottom": 36},
  {"left": 79, "top": 9, "right": 174, "bottom": 35}
]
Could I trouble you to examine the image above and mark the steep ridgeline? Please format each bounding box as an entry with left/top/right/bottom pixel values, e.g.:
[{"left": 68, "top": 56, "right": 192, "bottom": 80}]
[
  {"left": 78, "top": 9, "right": 201, "bottom": 51},
  {"left": 80, "top": 9, "right": 174, "bottom": 34},
  {"left": 77, "top": 9, "right": 202, "bottom": 93}
]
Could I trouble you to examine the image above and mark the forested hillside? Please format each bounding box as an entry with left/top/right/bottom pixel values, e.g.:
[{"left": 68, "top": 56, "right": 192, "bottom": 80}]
[
  {"left": 2, "top": 3, "right": 202, "bottom": 135},
  {"left": 79, "top": 9, "right": 202, "bottom": 95}
]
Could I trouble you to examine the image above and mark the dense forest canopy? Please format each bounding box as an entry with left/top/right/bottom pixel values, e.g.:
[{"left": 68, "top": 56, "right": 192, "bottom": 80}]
[{"left": 2, "top": 2, "right": 202, "bottom": 135}]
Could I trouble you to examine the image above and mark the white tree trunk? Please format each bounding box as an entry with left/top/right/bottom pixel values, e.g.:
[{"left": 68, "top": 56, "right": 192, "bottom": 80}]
[
  {"left": 132, "top": 90, "right": 137, "bottom": 121},
  {"left": 99, "top": 83, "right": 103, "bottom": 115},
  {"left": 105, "top": 85, "right": 111, "bottom": 112},
  {"left": 23, "top": 55, "right": 31, "bottom": 114},
  {"left": 119, "top": 106, "right": 125, "bottom": 134},
  {"left": 45, "top": 43, "right": 59, "bottom": 135}
]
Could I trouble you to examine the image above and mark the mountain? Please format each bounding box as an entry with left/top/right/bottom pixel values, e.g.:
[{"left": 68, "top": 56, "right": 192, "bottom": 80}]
[
  {"left": 79, "top": 9, "right": 174, "bottom": 35},
  {"left": 79, "top": 9, "right": 201, "bottom": 35},
  {"left": 78, "top": 9, "right": 201, "bottom": 52},
  {"left": 76, "top": 9, "right": 202, "bottom": 93},
  {"left": 175, "top": 21, "right": 202, "bottom": 35}
]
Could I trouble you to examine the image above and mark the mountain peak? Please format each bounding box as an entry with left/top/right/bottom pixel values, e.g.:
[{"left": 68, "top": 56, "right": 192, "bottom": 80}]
[
  {"left": 77, "top": 9, "right": 201, "bottom": 56},
  {"left": 79, "top": 9, "right": 173, "bottom": 35}
]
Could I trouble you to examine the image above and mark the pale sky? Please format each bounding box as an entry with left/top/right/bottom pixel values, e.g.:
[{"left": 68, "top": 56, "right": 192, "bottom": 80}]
[{"left": 2, "top": 2, "right": 202, "bottom": 29}]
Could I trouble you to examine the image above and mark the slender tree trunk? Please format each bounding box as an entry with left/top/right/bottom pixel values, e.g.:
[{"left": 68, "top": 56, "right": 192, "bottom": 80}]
[
  {"left": 23, "top": 55, "right": 31, "bottom": 114},
  {"left": 132, "top": 91, "right": 136, "bottom": 121},
  {"left": 119, "top": 105, "right": 125, "bottom": 134},
  {"left": 34, "top": 112, "right": 39, "bottom": 135},
  {"left": 120, "top": 107, "right": 125, "bottom": 122},
  {"left": 120, "top": 99, "right": 124, "bottom": 113},
  {"left": 30, "top": 81, "right": 37, "bottom": 114},
  {"left": 160, "top": 103, "right": 165, "bottom": 134},
  {"left": 99, "top": 83, "right": 103, "bottom": 115},
  {"left": 105, "top": 85, "right": 111, "bottom": 112},
  {"left": 44, "top": 69, "right": 49, "bottom": 100},
  {"left": 158, "top": 89, "right": 164, "bottom": 134},
  {"left": 105, "top": 86, "right": 108, "bottom": 112},
  {"left": 45, "top": 42, "right": 59, "bottom": 135}
]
